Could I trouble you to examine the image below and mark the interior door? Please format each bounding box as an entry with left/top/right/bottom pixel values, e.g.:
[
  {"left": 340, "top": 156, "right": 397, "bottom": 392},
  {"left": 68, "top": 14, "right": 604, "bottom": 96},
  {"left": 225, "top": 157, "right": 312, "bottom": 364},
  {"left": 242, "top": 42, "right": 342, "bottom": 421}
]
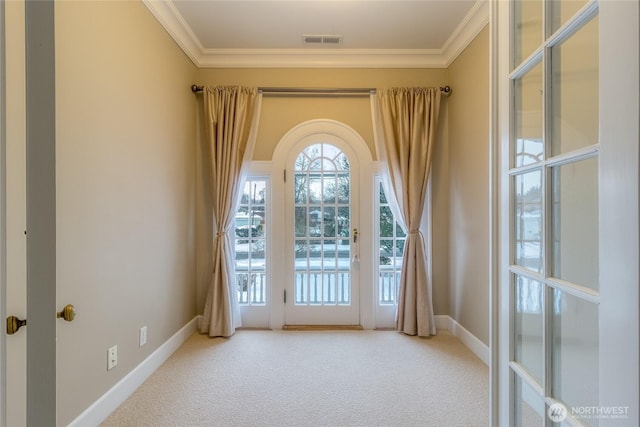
[
  {"left": 3, "top": 1, "right": 58, "bottom": 426},
  {"left": 498, "top": 0, "right": 639, "bottom": 425},
  {"left": 285, "top": 141, "right": 360, "bottom": 325}
]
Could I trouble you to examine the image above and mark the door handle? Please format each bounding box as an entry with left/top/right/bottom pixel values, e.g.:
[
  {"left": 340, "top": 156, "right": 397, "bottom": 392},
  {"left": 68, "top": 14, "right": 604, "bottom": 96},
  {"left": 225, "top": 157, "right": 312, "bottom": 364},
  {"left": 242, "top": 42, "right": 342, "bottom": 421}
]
[
  {"left": 6, "top": 316, "right": 27, "bottom": 335},
  {"left": 57, "top": 304, "right": 76, "bottom": 322},
  {"left": 6, "top": 304, "right": 75, "bottom": 335}
]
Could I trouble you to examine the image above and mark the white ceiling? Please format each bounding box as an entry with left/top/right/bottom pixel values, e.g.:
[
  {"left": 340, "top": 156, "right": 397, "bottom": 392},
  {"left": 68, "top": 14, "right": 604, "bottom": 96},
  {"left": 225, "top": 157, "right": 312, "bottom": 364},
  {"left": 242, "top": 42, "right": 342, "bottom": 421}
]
[{"left": 143, "top": 0, "right": 489, "bottom": 68}]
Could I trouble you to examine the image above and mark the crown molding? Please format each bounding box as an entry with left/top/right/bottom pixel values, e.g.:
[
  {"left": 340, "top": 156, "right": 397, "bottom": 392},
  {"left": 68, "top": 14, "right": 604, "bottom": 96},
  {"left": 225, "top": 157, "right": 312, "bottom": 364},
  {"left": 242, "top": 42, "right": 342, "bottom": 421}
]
[
  {"left": 441, "top": 0, "right": 490, "bottom": 67},
  {"left": 142, "top": 0, "right": 203, "bottom": 65},
  {"left": 197, "top": 48, "right": 446, "bottom": 69},
  {"left": 144, "top": 0, "right": 489, "bottom": 69}
]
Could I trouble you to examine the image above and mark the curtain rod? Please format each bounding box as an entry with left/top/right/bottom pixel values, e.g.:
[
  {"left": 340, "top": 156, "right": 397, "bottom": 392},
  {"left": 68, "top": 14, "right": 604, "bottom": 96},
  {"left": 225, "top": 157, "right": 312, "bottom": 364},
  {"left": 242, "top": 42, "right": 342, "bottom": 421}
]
[{"left": 190, "top": 85, "right": 452, "bottom": 96}]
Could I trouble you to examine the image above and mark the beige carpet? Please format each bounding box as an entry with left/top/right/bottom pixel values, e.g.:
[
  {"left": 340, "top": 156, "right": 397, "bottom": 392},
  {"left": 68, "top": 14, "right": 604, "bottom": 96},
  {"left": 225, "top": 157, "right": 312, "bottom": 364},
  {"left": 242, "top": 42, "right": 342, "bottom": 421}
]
[{"left": 102, "top": 330, "right": 488, "bottom": 427}]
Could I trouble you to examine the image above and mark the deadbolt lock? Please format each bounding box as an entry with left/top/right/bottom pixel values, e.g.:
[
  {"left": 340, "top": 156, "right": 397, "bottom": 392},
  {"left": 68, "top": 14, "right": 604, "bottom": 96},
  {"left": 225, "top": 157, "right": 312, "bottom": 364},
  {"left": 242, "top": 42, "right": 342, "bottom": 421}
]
[{"left": 57, "top": 304, "right": 76, "bottom": 322}]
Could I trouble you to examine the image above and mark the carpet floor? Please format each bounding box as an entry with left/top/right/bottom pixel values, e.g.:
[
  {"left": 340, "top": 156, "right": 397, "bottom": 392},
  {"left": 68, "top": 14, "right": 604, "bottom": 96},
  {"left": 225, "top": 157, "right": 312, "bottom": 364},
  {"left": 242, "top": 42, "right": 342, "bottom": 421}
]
[{"left": 101, "top": 330, "right": 488, "bottom": 427}]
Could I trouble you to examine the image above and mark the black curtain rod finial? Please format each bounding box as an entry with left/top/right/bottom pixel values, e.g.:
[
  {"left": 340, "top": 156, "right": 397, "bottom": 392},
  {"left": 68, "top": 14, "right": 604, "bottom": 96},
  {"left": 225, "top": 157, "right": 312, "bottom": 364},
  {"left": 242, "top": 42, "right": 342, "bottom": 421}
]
[
  {"left": 191, "top": 84, "right": 203, "bottom": 93},
  {"left": 439, "top": 86, "right": 451, "bottom": 94}
]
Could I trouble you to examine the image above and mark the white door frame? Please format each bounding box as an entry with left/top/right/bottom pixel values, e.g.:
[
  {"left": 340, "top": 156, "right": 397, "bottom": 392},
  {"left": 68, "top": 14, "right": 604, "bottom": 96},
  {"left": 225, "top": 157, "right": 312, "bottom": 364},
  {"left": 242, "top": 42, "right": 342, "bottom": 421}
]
[{"left": 271, "top": 119, "right": 374, "bottom": 329}]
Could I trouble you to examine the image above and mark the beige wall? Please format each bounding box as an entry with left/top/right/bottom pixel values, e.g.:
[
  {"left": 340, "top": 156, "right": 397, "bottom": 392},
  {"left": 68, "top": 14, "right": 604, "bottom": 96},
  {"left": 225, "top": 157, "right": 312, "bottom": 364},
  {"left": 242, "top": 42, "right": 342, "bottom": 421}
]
[
  {"left": 447, "top": 25, "right": 490, "bottom": 345},
  {"left": 55, "top": 1, "right": 197, "bottom": 424},
  {"left": 195, "top": 68, "right": 452, "bottom": 316}
]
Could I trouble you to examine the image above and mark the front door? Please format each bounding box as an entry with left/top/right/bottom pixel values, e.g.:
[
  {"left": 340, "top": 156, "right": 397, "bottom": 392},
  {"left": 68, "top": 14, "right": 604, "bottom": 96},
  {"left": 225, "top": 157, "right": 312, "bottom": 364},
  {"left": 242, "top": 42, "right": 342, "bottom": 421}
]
[{"left": 284, "top": 141, "right": 360, "bottom": 325}]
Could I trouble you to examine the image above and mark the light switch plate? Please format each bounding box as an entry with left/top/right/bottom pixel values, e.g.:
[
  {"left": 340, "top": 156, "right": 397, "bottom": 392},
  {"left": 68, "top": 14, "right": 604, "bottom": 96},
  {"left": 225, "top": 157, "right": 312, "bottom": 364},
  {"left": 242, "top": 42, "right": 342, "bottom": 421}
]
[
  {"left": 139, "top": 326, "right": 147, "bottom": 347},
  {"left": 107, "top": 345, "right": 117, "bottom": 370}
]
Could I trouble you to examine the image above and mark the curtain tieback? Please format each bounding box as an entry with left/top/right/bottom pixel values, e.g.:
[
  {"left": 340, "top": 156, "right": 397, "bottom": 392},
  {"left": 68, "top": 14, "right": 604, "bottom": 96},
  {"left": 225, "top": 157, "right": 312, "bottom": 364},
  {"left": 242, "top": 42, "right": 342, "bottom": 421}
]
[
  {"left": 409, "top": 229, "right": 420, "bottom": 235},
  {"left": 216, "top": 232, "right": 227, "bottom": 238}
]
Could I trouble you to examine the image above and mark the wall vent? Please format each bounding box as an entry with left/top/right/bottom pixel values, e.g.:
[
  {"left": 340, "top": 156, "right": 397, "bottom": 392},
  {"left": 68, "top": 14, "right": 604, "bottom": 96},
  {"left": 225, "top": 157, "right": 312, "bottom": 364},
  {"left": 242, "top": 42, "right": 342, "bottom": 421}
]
[{"left": 303, "top": 34, "right": 343, "bottom": 45}]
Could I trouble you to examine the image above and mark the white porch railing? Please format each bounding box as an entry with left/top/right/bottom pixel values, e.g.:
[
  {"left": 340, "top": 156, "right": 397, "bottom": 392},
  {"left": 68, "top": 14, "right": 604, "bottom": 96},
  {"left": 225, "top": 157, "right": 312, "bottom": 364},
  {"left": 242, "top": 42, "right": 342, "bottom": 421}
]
[
  {"left": 379, "top": 267, "right": 400, "bottom": 305},
  {"left": 237, "top": 267, "right": 402, "bottom": 306}
]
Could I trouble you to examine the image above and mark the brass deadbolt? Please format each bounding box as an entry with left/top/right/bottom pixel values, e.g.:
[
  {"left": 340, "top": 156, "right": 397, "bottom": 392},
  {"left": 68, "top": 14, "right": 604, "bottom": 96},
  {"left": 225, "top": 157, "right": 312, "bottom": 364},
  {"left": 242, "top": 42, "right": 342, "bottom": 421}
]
[
  {"left": 6, "top": 316, "right": 27, "bottom": 335},
  {"left": 57, "top": 304, "right": 76, "bottom": 322}
]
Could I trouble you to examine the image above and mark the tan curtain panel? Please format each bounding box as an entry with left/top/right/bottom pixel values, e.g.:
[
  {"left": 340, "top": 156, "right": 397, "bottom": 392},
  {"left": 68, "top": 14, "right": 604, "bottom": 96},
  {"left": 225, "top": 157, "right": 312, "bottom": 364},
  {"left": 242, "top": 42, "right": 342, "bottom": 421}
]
[
  {"left": 374, "top": 87, "right": 442, "bottom": 336},
  {"left": 200, "top": 86, "right": 261, "bottom": 337}
]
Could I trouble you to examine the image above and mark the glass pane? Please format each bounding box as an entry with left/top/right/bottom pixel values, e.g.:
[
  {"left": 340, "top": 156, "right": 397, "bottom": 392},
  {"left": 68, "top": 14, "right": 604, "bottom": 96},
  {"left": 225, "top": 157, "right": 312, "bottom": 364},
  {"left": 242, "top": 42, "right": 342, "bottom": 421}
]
[
  {"left": 552, "top": 290, "right": 599, "bottom": 418},
  {"left": 514, "top": 62, "right": 544, "bottom": 167},
  {"left": 295, "top": 155, "right": 309, "bottom": 172},
  {"left": 379, "top": 184, "right": 388, "bottom": 204},
  {"left": 294, "top": 175, "right": 307, "bottom": 204},
  {"left": 379, "top": 206, "right": 394, "bottom": 238},
  {"left": 514, "top": 375, "right": 545, "bottom": 427},
  {"left": 550, "top": 157, "right": 598, "bottom": 290},
  {"left": 322, "top": 143, "right": 340, "bottom": 160},
  {"left": 514, "top": 170, "right": 543, "bottom": 272},
  {"left": 379, "top": 239, "right": 393, "bottom": 266},
  {"left": 323, "top": 273, "right": 336, "bottom": 303},
  {"left": 337, "top": 173, "right": 349, "bottom": 204},
  {"left": 323, "top": 240, "right": 337, "bottom": 269},
  {"left": 513, "top": 0, "right": 543, "bottom": 67},
  {"left": 323, "top": 207, "right": 336, "bottom": 237},
  {"left": 323, "top": 174, "right": 336, "bottom": 204},
  {"left": 308, "top": 175, "right": 321, "bottom": 204},
  {"left": 308, "top": 272, "right": 322, "bottom": 305},
  {"left": 294, "top": 207, "right": 306, "bottom": 237},
  {"left": 337, "top": 238, "right": 350, "bottom": 270},
  {"left": 551, "top": 17, "right": 599, "bottom": 156},
  {"left": 337, "top": 207, "right": 350, "bottom": 238},
  {"left": 295, "top": 239, "right": 308, "bottom": 260},
  {"left": 335, "top": 152, "right": 349, "bottom": 170},
  {"left": 396, "top": 239, "right": 405, "bottom": 259},
  {"left": 550, "top": 0, "right": 589, "bottom": 34},
  {"left": 303, "top": 144, "right": 321, "bottom": 161},
  {"left": 514, "top": 275, "right": 544, "bottom": 384},
  {"left": 337, "top": 272, "right": 350, "bottom": 305}
]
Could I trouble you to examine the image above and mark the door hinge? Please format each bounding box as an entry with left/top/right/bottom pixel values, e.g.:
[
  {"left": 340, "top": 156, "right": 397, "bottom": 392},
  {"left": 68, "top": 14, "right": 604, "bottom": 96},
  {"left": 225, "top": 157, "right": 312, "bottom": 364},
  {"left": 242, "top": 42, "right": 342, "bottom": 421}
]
[
  {"left": 284, "top": 290, "right": 287, "bottom": 304},
  {"left": 283, "top": 169, "right": 286, "bottom": 182}
]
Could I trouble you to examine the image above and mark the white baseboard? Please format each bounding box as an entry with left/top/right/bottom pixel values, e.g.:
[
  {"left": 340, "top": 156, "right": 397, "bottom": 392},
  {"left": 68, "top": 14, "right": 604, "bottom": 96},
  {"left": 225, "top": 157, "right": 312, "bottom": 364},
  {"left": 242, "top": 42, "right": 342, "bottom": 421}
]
[
  {"left": 435, "top": 314, "right": 489, "bottom": 366},
  {"left": 68, "top": 316, "right": 198, "bottom": 427}
]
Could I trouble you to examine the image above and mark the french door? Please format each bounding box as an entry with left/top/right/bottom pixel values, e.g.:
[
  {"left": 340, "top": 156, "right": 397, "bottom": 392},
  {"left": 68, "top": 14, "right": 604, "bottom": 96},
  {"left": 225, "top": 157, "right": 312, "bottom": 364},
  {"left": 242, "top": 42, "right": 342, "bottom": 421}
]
[
  {"left": 497, "top": 0, "right": 639, "bottom": 426},
  {"left": 284, "top": 141, "right": 360, "bottom": 325}
]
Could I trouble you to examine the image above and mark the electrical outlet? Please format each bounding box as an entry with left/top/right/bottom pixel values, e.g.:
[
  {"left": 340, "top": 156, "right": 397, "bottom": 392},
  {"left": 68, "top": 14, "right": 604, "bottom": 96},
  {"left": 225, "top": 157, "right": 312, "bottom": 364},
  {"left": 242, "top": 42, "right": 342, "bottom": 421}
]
[
  {"left": 107, "top": 345, "right": 117, "bottom": 370},
  {"left": 139, "top": 326, "right": 147, "bottom": 347}
]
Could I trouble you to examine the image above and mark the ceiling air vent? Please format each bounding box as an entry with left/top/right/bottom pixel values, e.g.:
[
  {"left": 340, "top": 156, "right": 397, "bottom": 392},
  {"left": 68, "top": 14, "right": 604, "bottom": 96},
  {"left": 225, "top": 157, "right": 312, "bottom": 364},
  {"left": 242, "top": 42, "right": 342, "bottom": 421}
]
[{"left": 303, "top": 34, "right": 343, "bottom": 46}]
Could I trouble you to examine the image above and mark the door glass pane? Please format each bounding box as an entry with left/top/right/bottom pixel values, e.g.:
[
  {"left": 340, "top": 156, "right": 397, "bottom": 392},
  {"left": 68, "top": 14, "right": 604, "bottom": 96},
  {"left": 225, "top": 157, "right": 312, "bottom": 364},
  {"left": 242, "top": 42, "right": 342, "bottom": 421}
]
[
  {"left": 293, "top": 143, "right": 350, "bottom": 306},
  {"left": 551, "top": 17, "right": 599, "bottom": 156},
  {"left": 513, "top": 0, "right": 543, "bottom": 67},
  {"left": 514, "top": 62, "right": 544, "bottom": 167},
  {"left": 552, "top": 289, "right": 599, "bottom": 420},
  {"left": 550, "top": 157, "right": 598, "bottom": 290},
  {"left": 549, "top": 0, "right": 589, "bottom": 34},
  {"left": 514, "top": 170, "right": 543, "bottom": 272},
  {"left": 514, "top": 275, "right": 543, "bottom": 384},
  {"left": 514, "top": 375, "right": 545, "bottom": 427},
  {"left": 234, "top": 179, "right": 267, "bottom": 305}
]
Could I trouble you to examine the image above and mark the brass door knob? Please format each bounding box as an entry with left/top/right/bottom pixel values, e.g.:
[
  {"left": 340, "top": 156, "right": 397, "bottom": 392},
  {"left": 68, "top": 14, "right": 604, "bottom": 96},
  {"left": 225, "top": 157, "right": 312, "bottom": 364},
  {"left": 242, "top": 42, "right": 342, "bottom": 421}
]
[
  {"left": 56, "top": 304, "right": 76, "bottom": 322},
  {"left": 6, "top": 316, "right": 27, "bottom": 335}
]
